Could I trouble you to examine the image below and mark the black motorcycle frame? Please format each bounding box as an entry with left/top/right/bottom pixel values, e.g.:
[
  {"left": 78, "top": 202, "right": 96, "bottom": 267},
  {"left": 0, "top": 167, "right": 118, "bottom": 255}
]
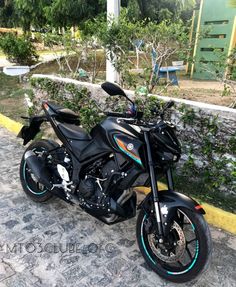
[{"left": 18, "top": 85, "right": 205, "bottom": 238}]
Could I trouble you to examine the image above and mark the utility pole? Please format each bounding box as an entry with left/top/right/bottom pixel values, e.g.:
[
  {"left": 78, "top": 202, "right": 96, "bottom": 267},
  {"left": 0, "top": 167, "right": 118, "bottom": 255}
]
[{"left": 106, "top": 0, "right": 120, "bottom": 83}]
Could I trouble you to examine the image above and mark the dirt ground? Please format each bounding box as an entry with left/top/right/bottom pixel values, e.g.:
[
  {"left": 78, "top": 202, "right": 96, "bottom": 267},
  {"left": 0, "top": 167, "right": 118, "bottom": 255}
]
[
  {"left": 180, "top": 80, "right": 225, "bottom": 91},
  {"left": 167, "top": 79, "right": 236, "bottom": 107},
  {"left": 1, "top": 52, "right": 236, "bottom": 108}
]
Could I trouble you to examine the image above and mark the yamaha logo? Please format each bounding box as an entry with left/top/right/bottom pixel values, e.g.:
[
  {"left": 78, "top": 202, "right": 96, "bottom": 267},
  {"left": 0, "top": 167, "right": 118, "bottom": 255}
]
[{"left": 127, "top": 143, "right": 134, "bottom": 151}]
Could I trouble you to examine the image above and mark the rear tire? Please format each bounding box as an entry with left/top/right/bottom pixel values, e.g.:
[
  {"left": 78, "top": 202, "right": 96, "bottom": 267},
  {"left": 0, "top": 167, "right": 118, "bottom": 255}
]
[
  {"left": 136, "top": 208, "right": 212, "bottom": 283},
  {"left": 20, "top": 140, "right": 59, "bottom": 203}
]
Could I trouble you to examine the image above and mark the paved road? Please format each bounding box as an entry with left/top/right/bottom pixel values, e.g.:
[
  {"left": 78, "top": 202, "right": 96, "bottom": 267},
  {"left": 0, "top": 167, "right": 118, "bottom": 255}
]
[
  {"left": 0, "top": 127, "right": 235, "bottom": 287},
  {"left": 0, "top": 57, "right": 13, "bottom": 68}
]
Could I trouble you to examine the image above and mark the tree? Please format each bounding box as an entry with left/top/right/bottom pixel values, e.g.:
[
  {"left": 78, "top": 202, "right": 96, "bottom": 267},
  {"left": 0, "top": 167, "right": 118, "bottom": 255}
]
[
  {"left": 0, "top": 33, "right": 38, "bottom": 64},
  {"left": 135, "top": 0, "right": 196, "bottom": 22},
  {"left": 13, "top": 0, "right": 51, "bottom": 32},
  {"left": 0, "top": 0, "right": 16, "bottom": 27},
  {"left": 87, "top": 11, "right": 189, "bottom": 89},
  {"left": 142, "top": 19, "right": 190, "bottom": 91},
  {"left": 228, "top": 0, "right": 236, "bottom": 7},
  {"left": 126, "top": 0, "right": 140, "bottom": 20},
  {"left": 9, "top": 0, "right": 195, "bottom": 32},
  {"left": 45, "top": 0, "right": 105, "bottom": 29}
]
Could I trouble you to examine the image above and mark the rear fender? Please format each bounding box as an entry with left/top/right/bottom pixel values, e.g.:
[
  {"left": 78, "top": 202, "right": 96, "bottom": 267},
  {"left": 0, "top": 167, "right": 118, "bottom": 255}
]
[
  {"left": 17, "top": 115, "right": 48, "bottom": 145},
  {"left": 138, "top": 190, "right": 205, "bottom": 237}
]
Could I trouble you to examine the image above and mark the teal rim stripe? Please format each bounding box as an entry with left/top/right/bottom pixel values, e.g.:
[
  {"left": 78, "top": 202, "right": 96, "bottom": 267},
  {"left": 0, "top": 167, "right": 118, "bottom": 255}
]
[
  {"left": 167, "top": 240, "right": 199, "bottom": 275},
  {"left": 141, "top": 214, "right": 156, "bottom": 265},
  {"left": 141, "top": 214, "right": 200, "bottom": 276}
]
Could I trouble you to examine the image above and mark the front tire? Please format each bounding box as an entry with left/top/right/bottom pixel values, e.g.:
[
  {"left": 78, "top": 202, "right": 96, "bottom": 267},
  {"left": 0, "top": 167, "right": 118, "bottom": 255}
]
[
  {"left": 20, "top": 140, "right": 59, "bottom": 203},
  {"left": 136, "top": 207, "right": 212, "bottom": 283}
]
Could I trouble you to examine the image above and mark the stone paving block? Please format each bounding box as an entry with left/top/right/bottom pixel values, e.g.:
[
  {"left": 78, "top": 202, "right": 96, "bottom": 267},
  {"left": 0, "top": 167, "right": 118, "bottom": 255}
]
[
  {"left": 22, "top": 223, "right": 41, "bottom": 234},
  {"left": 2, "top": 220, "right": 20, "bottom": 229},
  {"left": 0, "top": 260, "right": 15, "bottom": 282},
  {"left": 3, "top": 272, "right": 38, "bottom": 287},
  {"left": 22, "top": 213, "right": 34, "bottom": 224},
  {"left": 0, "top": 230, "right": 25, "bottom": 243},
  {"left": 37, "top": 217, "right": 56, "bottom": 229},
  {"left": 87, "top": 272, "right": 112, "bottom": 287},
  {"left": 62, "top": 265, "right": 87, "bottom": 284}
]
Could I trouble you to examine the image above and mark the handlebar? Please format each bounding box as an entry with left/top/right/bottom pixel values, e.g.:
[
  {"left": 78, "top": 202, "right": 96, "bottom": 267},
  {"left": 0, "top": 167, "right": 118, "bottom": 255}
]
[
  {"left": 105, "top": 111, "right": 168, "bottom": 132},
  {"left": 105, "top": 112, "right": 135, "bottom": 118},
  {"left": 105, "top": 100, "right": 174, "bottom": 123}
]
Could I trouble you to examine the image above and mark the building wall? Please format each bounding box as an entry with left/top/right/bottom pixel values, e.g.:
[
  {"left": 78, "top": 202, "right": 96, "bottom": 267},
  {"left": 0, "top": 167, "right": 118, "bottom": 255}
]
[{"left": 192, "top": 0, "right": 236, "bottom": 80}]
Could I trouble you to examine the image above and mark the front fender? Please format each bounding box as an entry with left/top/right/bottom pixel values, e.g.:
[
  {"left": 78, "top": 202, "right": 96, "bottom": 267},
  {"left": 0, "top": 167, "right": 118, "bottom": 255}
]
[{"left": 138, "top": 190, "right": 205, "bottom": 236}]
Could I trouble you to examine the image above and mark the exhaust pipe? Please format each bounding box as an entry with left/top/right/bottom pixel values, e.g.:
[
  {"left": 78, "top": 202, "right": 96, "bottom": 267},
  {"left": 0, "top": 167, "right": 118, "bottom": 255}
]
[{"left": 24, "top": 151, "right": 53, "bottom": 189}]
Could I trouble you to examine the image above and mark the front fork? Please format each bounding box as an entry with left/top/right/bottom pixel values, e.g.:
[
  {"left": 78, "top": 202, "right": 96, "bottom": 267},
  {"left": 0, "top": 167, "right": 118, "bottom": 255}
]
[{"left": 144, "top": 131, "right": 174, "bottom": 238}]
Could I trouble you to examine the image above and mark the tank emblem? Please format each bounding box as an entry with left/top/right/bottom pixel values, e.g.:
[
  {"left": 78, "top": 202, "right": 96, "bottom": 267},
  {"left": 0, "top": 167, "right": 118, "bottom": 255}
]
[
  {"left": 114, "top": 136, "right": 142, "bottom": 166},
  {"left": 127, "top": 143, "right": 134, "bottom": 151}
]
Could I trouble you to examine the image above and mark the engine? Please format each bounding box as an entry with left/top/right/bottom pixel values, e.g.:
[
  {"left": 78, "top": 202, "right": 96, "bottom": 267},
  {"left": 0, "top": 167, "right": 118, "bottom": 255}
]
[
  {"left": 77, "top": 155, "right": 135, "bottom": 224},
  {"left": 78, "top": 157, "right": 117, "bottom": 201}
]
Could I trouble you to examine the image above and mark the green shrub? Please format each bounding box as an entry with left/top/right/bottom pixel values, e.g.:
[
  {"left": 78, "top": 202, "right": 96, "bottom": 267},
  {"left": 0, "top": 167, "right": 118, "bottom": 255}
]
[
  {"left": 30, "top": 77, "right": 104, "bottom": 131},
  {"left": 30, "top": 77, "right": 236, "bottom": 209},
  {"left": 0, "top": 34, "right": 39, "bottom": 65}
]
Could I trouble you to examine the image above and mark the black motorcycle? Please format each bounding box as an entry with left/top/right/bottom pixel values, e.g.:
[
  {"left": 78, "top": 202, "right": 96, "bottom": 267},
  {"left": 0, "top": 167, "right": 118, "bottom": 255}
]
[{"left": 18, "top": 82, "right": 212, "bottom": 283}]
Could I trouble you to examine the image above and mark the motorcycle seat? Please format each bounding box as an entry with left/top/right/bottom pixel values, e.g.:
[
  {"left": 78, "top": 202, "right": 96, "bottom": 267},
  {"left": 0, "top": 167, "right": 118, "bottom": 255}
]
[
  {"left": 47, "top": 102, "right": 80, "bottom": 123},
  {"left": 58, "top": 123, "right": 91, "bottom": 141}
]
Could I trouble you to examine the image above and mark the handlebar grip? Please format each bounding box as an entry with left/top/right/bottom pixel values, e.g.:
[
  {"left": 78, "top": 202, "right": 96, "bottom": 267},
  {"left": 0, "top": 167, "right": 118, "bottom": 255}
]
[{"left": 106, "top": 112, "right": 124, "bottom": 117}]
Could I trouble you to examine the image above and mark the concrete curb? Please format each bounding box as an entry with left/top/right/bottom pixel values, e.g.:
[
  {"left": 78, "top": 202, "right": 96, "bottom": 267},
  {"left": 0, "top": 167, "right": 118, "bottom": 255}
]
[
  {"left": 0, "top": 113, "right": 235, "bottom": 235},
  {"left": 0, "top": 113, "right": 23, "bottom": 135}
]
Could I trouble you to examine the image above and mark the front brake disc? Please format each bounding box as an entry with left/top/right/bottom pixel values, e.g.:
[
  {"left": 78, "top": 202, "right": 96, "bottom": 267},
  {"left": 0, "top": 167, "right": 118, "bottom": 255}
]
[{"left": 148, "top": 221, "right": 186, "bottom": 263}]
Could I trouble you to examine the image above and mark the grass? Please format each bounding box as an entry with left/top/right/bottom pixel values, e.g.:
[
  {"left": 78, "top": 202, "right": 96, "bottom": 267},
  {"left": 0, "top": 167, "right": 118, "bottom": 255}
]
[
  {"left": 38, "top": 49, "right": 65, "bottom": 55},
  {"left": 173, "top": 174, "right": 236, "bottom": 214},
  {"left": 0, "top": 72, "right": 30, "bottom": 123},
  {"left": 32, "top": 50, "right": 106, "bottom": 75}
]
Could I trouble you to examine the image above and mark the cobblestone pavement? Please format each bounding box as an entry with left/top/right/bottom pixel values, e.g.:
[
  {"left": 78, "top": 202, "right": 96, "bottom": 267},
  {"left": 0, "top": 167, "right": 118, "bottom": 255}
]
[{"left": 0, "top": 126, "right": 235, "bottom": 287}]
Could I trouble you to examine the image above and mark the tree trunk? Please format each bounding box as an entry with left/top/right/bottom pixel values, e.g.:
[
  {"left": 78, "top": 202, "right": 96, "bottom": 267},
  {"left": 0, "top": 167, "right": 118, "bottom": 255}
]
[{"left": 137, "top": 0, "right": 149, "bottom": 18}]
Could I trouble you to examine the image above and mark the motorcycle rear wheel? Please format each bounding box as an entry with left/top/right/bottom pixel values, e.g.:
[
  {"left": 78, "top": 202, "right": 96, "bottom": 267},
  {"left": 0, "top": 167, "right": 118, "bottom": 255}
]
[
  {"left": 20, "top": 140, "right": 59, "bottom": 202},
  {"left": 136, "top": 207, "right": 212, "bottom": 283}
]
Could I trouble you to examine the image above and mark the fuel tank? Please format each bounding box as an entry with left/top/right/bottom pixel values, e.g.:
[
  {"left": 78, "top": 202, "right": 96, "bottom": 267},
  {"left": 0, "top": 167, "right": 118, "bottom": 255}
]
[{"left": 79, "top": 117, "right": 144, "bottom": 167}]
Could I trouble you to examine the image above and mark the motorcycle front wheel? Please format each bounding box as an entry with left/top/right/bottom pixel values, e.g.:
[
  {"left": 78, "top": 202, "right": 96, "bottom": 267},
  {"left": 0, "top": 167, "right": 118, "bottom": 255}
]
[{"left": 136, "top": 207, "right": 212, "bottom": 283}]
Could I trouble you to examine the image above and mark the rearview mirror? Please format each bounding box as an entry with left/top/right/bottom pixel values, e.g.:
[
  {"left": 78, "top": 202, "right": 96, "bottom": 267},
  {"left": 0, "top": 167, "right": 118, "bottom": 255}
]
[
  {"left": 101, "top": 82, "right": 135, "bottom": 106},
  {"left": 101, "top": 82, "right": 127, "bottom": 97},
  {"left": 164, "top": 101, "right": 175, "bottom": 110}
]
